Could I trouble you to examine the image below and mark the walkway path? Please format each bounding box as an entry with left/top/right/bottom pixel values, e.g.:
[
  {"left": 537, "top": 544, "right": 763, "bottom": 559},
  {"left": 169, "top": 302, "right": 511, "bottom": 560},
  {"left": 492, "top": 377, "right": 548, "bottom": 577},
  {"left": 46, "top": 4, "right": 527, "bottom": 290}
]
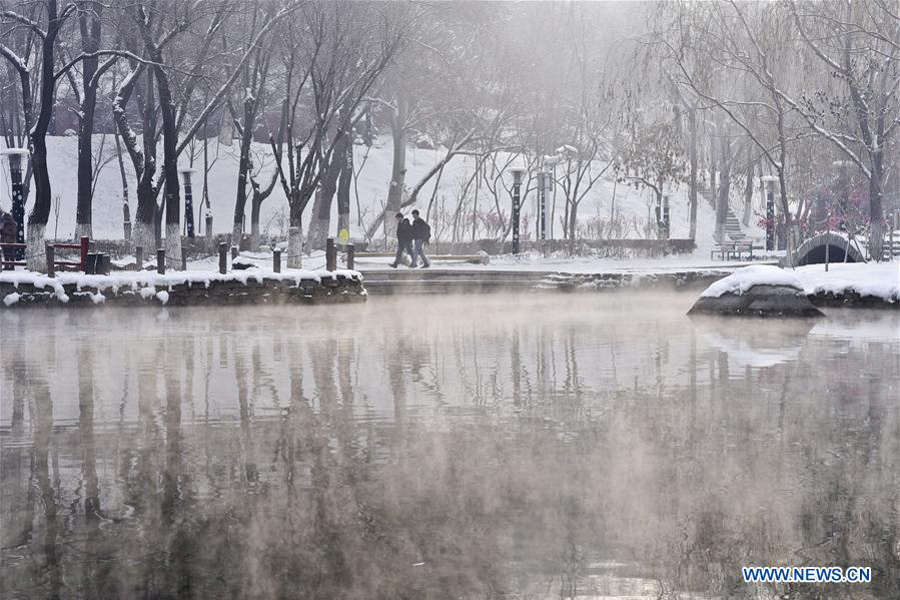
[{"left": 360, "top": 261, "right": 778, "bottom": 294}]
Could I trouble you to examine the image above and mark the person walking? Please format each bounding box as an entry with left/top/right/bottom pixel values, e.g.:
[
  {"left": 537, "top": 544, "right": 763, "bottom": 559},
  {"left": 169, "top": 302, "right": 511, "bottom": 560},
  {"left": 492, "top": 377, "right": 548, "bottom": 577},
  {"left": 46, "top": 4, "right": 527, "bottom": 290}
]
[
  {"left": 390, "top": 212, "right": 415, "bottom": 268},
  {"left": 410, "top": 209, "right": 431, "bottom": 268},
  {"left": 0, "top": 209, "right": 17, "bottom": 270}
]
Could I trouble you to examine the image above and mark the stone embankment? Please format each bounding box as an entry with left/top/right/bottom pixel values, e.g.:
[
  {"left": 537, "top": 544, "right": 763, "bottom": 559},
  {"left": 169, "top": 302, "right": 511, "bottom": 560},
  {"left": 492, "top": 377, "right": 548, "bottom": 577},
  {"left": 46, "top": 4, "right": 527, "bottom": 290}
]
[{"left": 1, "top": 269, "right": 366, "bottom": 308}]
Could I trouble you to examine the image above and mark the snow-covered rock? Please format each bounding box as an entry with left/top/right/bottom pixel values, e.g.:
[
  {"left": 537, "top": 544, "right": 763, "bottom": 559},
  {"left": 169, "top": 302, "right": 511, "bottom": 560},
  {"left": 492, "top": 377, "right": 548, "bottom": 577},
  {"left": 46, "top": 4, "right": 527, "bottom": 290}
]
[
  {"left": 699, "top": 263, "right": 899, "bottom": 305},
  {"left": 690, "top": 283, "right": 823, "bottom": 317},
  {"left": 691, "top": 266, "right": 823, "bottom": 317}
]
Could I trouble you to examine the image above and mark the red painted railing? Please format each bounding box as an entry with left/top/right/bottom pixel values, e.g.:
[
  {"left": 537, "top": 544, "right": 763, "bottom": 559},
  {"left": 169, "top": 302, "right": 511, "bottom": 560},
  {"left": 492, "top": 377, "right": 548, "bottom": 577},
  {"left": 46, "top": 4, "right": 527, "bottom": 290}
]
[
  {"left": 49, "top": 236, "right": 90, "bottom": 271},
  {"left": 1, "top": 237, "right": 91, "bottom": 273}
]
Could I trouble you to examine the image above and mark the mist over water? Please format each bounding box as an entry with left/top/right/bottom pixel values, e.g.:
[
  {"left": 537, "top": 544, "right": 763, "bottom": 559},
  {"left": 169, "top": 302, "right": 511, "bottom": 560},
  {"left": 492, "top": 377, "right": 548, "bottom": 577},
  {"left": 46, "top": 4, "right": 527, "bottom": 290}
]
[{"left": 1, "top": 294, "right": 899, "bottom": 599}]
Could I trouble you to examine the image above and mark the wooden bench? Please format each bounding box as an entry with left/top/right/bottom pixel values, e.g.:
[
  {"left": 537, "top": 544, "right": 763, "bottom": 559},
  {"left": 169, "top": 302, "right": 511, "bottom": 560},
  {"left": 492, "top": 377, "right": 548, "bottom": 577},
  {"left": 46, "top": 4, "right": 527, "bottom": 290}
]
[{"left": 711, "top": 242, "right": 758, "bottom": 261}]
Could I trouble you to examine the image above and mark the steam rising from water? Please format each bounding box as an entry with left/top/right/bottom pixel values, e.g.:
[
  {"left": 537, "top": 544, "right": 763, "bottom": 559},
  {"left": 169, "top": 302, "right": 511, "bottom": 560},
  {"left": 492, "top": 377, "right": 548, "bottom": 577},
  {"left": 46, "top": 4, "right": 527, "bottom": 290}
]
[{"left": 1, "top": 294, "right": 898, "bottom": 599}]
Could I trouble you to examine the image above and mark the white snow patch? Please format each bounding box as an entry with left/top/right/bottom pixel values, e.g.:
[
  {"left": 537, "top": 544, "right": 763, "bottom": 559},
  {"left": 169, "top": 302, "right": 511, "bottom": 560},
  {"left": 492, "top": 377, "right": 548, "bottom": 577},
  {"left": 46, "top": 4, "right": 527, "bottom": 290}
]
[
  {"left": 156, "top": 291, "right": 170, "bottom": 305},
  {"left": 3, "top": 293, "right": 20, "bottom": 306},
  {"left": 701, "top": 262, "right": 900, "bottom": 302},
  {"left": 793, "top": 262, "right": 900, "bottom": 302},
  {"left": 701, "top": 265, "right": 803, "bottom": 298}
]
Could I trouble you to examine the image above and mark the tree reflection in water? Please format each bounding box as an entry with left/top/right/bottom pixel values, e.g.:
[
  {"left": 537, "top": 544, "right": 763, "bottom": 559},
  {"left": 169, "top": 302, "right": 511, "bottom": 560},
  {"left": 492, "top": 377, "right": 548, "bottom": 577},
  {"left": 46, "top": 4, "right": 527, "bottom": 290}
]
[{"left": 0, "top": 295, "right": 898, "bottom": 599}]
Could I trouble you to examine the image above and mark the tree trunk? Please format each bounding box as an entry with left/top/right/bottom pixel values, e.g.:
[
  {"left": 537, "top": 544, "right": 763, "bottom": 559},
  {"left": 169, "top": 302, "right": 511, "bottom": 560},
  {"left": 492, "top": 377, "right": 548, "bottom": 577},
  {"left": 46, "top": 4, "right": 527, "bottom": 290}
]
[
  {"left": 131, "top": 174, "right": 158, "bottom": 253},
  {"left": 113, "top": 130, "right": 131, "bottom": 241},
  {"left": 307, "top": 175, "right": 336, "bottom": 250},
  {"left": 307, "top": 132, "right": 349, "bottom": 250},
  {"left": 288, "top": 227, "right": 302, "bottom": 269},
  {"left": 155, "top": 66, "right": 182, "bottom": 267},
  {"left": 384, "top": 95, "right": 408, "bottom": 243},
  {"left": 336, "top": 144, "right": 352, "bottom": 244},
  {"left": 75, "top": 87, "right": 98, "bottom": 239},
  {"left": 133, "top": 68, "right": 161, "bottom": 254},
  {"left": 287, "top": 193, "right": 303, "bottom": 268},
  {"left": 742, "top": 153, "right": 755, "bottom": 227},
  {"left": 249, "top": 195, "right": 261, "bottom": 251},
  {"left": 655, "top": 187, "right": 664, "bottom": 239},
  {"left": 688, "top": 105, "right": 698, "bottom": 239},
  {"left": 26, "top": 0, "right": 65, "bottom": 269},
  {"left": 232, "top": 146, "right": 251, "bottom": 246},
  {"left": 869, "top": 155, "right": 884, "bottom": 260},
  {"left": 75, "top": 7, "right": 102, "bottom": 240},
  {"left": 567, "top": 201, "right": 578, "bottom": 254},
  {"left": 776, "top": 169, "right": 797, "bottom": 265},
  {"left": 708, "top": 131, "right": 717, "bottom": 207},
  {"left": 27, "top": 132, "right": 52, "bottom": 269},
  {"left": 715, "top": 134, "right": 731, "bottom": 243},
  {"left": 233, "top": 98, "right": 255, "bottom": 246}
]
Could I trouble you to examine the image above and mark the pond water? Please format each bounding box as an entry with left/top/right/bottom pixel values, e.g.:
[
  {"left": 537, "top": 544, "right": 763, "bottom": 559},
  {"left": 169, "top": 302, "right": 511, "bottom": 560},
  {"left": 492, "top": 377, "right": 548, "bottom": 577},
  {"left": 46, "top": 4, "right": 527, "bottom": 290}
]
[{"left": 1, "top": 293, "right": 899, "bottom": 599}]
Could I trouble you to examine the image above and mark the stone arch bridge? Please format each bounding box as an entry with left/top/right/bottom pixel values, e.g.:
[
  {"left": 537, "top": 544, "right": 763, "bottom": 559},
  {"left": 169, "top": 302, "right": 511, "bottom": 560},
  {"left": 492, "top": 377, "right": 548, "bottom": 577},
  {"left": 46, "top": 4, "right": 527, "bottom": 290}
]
[{"left": 795, "top": 232, "right": 865, "bottom": 266}]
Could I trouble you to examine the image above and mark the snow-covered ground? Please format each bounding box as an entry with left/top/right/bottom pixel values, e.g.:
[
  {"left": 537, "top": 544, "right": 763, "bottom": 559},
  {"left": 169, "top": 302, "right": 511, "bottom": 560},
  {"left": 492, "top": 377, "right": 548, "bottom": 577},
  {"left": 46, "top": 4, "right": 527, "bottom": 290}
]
[
  {"left": 701, "top": 263, "right": 900, "bottom": 303},
  {"left": 794, "top": 262, "right": 900, "bottom": 301},
  {"left": 0, "top": 135, "right": 764, "bottom": 259},
  {"left": 354, "top": 250, "right": 778, "bottom": 273}
]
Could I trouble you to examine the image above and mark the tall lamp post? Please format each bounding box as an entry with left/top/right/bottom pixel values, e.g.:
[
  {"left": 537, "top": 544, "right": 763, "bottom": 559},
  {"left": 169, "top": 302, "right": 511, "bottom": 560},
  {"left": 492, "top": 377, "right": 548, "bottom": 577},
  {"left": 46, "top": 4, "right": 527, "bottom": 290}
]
[
  {"left": 509, "top": 167, "right": 525, "bottom": 254},
  {"left": 542, "top": 146, "right": 576, "bottom": 243},
  {"left": 536, "top": 171, "right": 549, "bottom": 242},
  {"left": 656, "top": 194, "right": 671, "bottom": 239},
  {"left": 761, "top": 175, "right": 778, "bottom": 251},
  {"left": 542, "top": 153, "right": 564, "bottom": 242},
  {"left": 179, "top": 167, "right": 197, "bottom": 239},
  {"left": 1, "top": 148, "right": 30, "bottom": 261}
]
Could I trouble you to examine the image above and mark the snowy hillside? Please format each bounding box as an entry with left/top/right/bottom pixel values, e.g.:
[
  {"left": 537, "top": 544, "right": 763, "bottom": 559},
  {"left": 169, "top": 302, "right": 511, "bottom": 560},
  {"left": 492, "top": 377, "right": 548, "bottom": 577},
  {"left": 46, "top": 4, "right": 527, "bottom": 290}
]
[{"left": 0, "top": 135, "right": 747, "bottom": 252}]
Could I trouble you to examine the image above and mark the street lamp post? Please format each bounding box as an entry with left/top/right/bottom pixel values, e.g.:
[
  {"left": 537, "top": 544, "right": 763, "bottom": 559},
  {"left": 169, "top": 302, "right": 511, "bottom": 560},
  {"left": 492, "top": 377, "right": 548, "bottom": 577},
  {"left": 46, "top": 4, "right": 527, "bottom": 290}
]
[
  {"left": 761, "top": 176, "right": 778, "bottom": 251},
  {"left": 658, "top": 194, "right": 671, "bottom": 239},
  {"left": 536, "top": 171, "right": 552, "bottom": 242},
  {"left": 509, "top": 167, "right": 525, "bottom": 254},
  {"left": 179, "top": 168, "right": 198, "bottom": 239},
  {"left": 123, "top": 200, "right": 132, "bottom": 241},
  {"left": 1, "top": 148, "right": 30, "bottom": 261},
  {"left": 543, "top": 152, "right": 567, "bottom": 242}
]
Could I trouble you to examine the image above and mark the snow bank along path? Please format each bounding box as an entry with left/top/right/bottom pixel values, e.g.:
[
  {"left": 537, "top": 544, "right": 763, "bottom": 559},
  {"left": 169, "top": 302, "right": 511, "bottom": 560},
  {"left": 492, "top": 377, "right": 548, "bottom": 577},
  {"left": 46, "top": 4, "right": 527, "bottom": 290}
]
[
  {"left": 701, "top": 263, "right": 900, "bottom": 306},
  {"left": 0, "top": 268, "right": 366, "bottom": 308}
]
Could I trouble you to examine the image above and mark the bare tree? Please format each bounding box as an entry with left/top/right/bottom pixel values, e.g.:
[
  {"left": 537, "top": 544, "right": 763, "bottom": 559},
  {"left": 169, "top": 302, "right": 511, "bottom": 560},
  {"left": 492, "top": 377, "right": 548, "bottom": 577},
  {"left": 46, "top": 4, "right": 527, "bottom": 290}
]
[
  {"left": 112, "top": 0, "right": 297, "bottom": 263},
  {"left": 788, "top": 0, "right": 899, "bottom": 259},
  {"left": 229, "top": 1, "right": 278, "bottom": 248},
  {"left": 1, "top": 0, "right": 77, "bottom": 268},
  {"left": 653, "top": 1, "right": 817, "bottom": 259},
  {"left": 269, "top": 1, "right": 406, "bottom": 267},
  {"left": 70, "top": 1, "right": 112, "bottom": 239}
]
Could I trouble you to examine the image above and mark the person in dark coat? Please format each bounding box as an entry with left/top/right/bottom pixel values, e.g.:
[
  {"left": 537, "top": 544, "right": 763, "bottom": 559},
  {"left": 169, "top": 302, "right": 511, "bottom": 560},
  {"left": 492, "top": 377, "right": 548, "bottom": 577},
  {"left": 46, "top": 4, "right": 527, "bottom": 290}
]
[
  {"left": 410, "top": 209, "right": 431, "bottom": 268},
  {"left": 390, "top": 212, "right": 416, "bottom": 268},
  {"left": 0, "top": 209, "right": 17, "bottom": 270}
]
